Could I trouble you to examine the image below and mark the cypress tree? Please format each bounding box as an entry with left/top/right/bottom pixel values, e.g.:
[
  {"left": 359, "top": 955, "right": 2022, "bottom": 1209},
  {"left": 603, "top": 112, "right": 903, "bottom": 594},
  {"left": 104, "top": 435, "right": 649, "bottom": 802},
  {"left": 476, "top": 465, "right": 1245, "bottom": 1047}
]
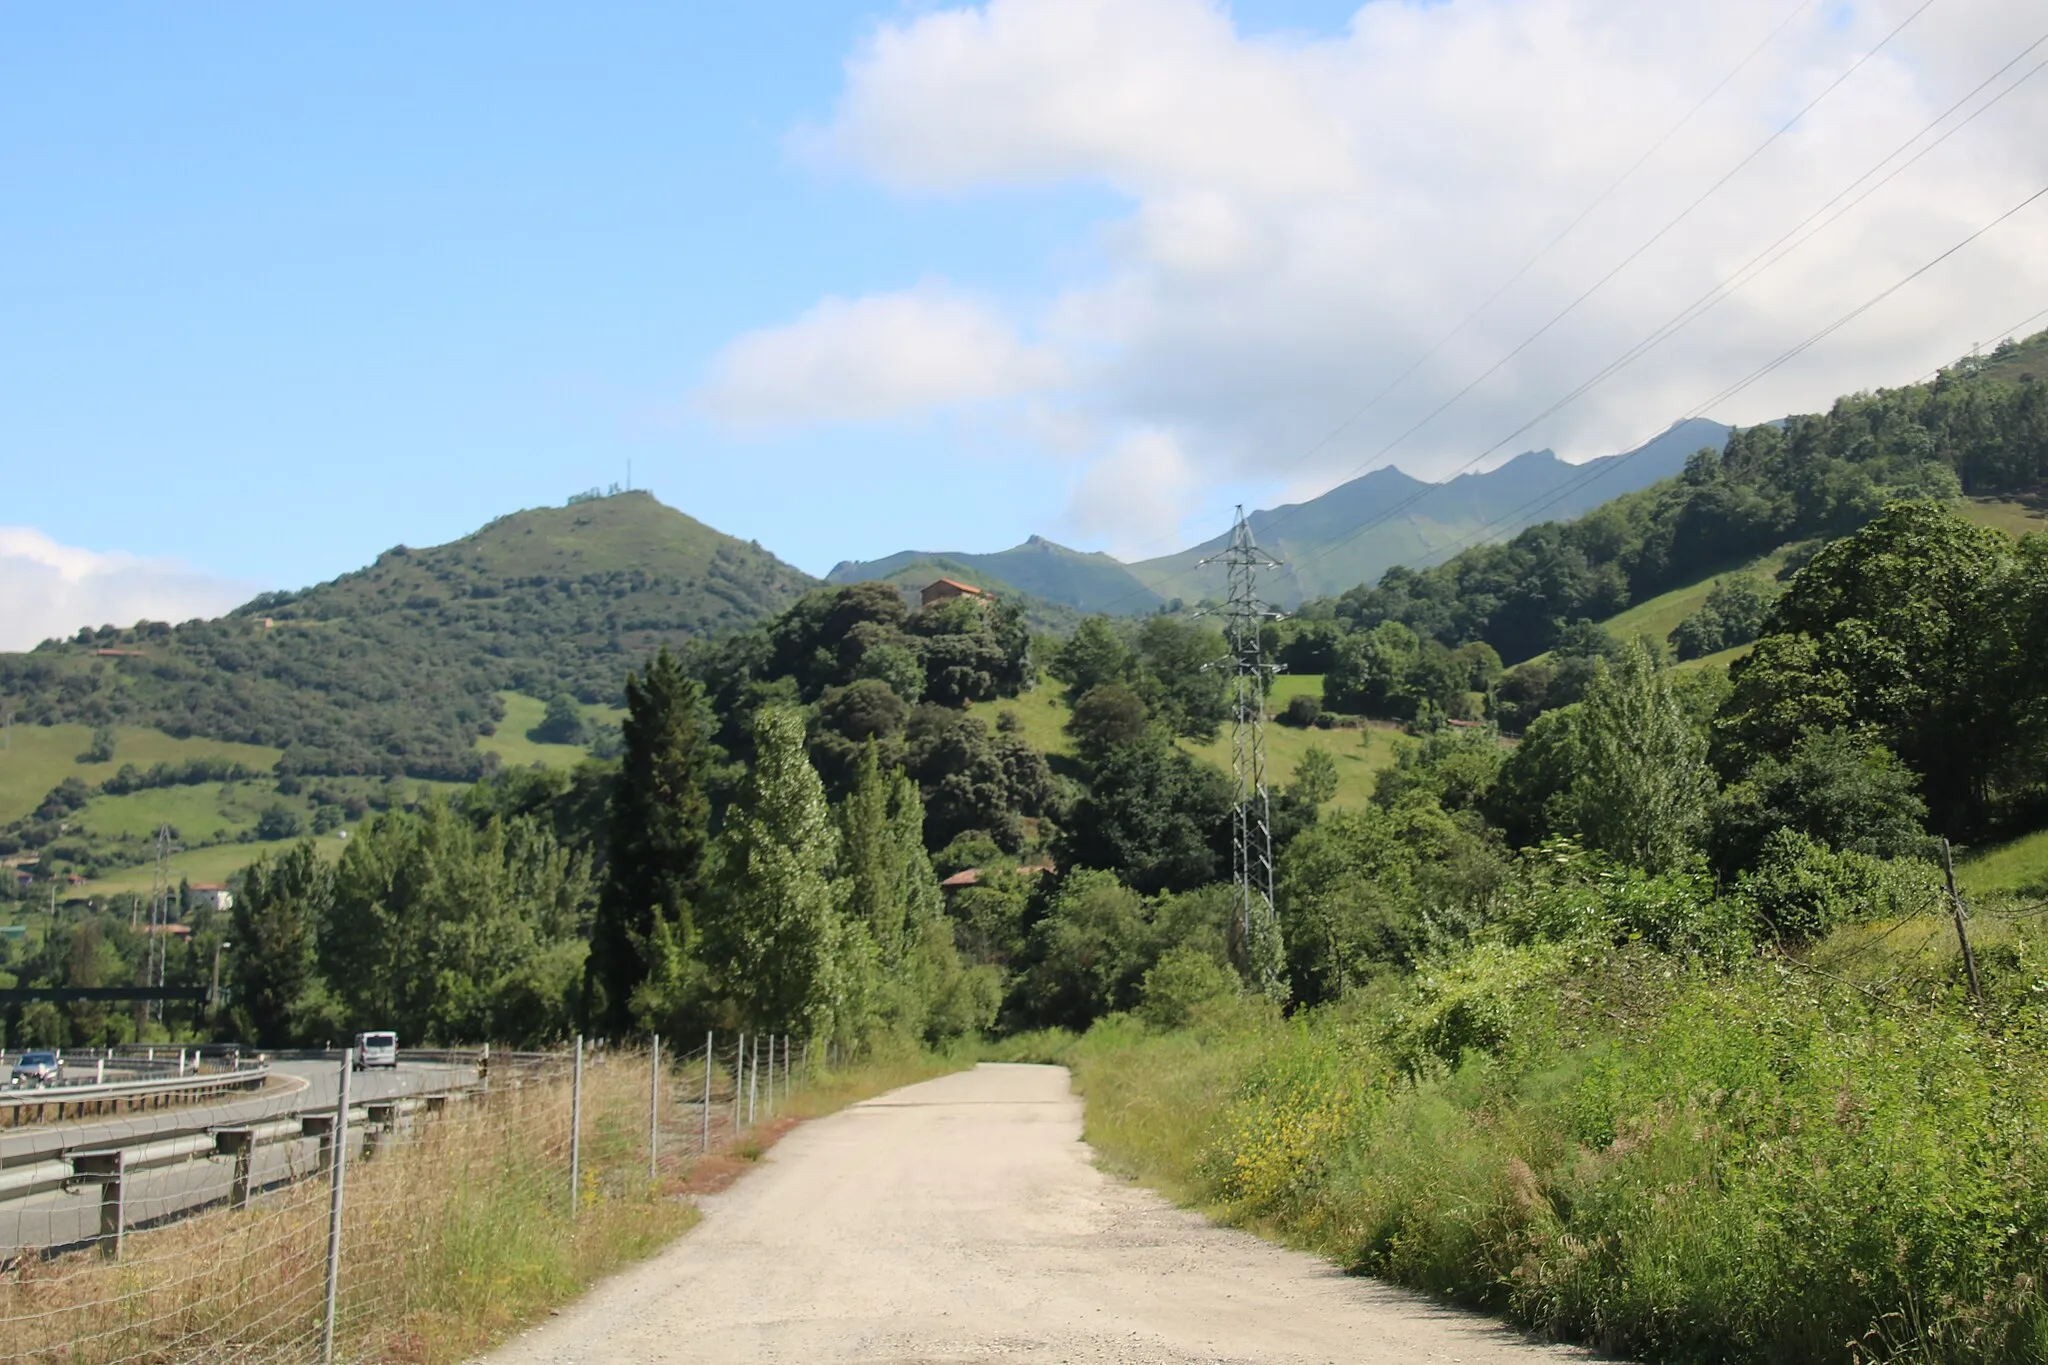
[{"left": 584, "top": 648, "right": 712, "bottom": 1035}]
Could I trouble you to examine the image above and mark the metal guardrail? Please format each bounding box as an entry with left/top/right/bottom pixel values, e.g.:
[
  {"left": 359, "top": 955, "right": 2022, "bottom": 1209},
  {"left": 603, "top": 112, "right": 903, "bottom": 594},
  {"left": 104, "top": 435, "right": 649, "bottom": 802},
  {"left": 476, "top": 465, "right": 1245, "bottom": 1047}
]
[{"left": 0, "top": 1065, "right": 271, "bottom": 1129}]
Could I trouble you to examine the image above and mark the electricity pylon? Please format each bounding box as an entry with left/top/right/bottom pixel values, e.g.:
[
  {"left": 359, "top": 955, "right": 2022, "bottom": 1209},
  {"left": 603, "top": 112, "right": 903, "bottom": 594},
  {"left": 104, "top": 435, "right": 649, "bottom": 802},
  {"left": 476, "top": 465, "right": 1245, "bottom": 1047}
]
[
  {"left": 1199, "top": 507, "right": 1288, "bottom": 999},
  {"left": 146, "top": 824, "right": 171, "bottom": 1023}
]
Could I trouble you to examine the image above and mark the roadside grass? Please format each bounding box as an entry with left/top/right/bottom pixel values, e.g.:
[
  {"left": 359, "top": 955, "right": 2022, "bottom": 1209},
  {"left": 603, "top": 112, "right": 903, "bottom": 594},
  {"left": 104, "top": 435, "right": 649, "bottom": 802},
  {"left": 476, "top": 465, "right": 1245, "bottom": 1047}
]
[
  {"left": 475, "top": 692, "right": 626, "bottom": 770},
  {"left": 1956, "top": 827, "right": 2048, "bottom": 901},
  {"left": 0, "top": 724, "right": 280, "bottom": 824},
  {"left": 0, "top": 1044, "right": 971, "bottom": 1365},
  {"left": 1055, "top": 941, "right": 2048, "bottom": 1365}
]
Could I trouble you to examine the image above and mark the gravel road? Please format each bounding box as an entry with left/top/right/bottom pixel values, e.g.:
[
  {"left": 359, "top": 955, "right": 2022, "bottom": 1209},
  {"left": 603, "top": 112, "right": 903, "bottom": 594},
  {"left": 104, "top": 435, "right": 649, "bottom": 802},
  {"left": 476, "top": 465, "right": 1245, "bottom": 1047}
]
[{"left": 483, "top": 1062, "right": 1596, "bottom": 1364}]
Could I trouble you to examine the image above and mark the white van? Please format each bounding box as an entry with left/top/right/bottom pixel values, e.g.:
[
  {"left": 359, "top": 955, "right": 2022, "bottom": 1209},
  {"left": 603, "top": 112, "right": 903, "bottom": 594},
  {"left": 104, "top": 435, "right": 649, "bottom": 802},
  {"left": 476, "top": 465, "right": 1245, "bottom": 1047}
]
[{"left": 353, "top": 1031, "right": 398, "bottom": 1070}]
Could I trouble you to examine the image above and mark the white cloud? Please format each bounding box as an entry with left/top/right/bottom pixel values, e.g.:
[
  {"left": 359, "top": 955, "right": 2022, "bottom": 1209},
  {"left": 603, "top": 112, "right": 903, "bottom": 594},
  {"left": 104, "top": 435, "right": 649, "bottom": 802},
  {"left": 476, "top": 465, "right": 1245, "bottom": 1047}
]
[
  {"left": 767, "top": 0, "right": 2048, "bottom": 552},
  {"left": 695, "top": 284, "right": 1066, "bottom": 426},
  {"left": 1063, "top": 427, "right": 1199, "bottom": 556},
  {"left": 0, "top": 529, "right": 252, "bottom": 651}
]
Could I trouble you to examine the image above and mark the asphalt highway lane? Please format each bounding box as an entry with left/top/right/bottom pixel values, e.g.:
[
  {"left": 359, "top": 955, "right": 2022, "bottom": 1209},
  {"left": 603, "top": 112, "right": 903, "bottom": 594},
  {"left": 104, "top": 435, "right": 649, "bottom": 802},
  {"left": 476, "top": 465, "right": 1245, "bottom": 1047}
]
[{"left": 0, "top": 1061, "right": 474, "bottom": 1255}]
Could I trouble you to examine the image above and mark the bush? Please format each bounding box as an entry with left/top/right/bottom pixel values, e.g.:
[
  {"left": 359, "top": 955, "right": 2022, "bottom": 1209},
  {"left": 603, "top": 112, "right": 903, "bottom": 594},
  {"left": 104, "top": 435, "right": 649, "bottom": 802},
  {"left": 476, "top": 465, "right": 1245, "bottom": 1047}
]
[
  {"left": 255, "top": 803, "right": 305, "bottom": 841},
  {"left": 1736, "top": 828, "right": 1946, "bottom": 939},
  {"left": 1136, "top": 945, "right": 1239, "bottom": 1029},
  {"left": 1280, "top": 694, "right": 1322, "bottom": 728}
]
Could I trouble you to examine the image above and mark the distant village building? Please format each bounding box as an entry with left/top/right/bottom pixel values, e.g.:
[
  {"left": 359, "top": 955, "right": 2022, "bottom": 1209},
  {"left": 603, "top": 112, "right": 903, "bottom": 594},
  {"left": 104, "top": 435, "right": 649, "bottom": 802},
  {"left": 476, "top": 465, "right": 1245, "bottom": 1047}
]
[
  {"left": 921, "top": 578, "right": 990, "bottom": 610},
  {"left": 187, "top": 883, "right": 234, "bottom": 913}
]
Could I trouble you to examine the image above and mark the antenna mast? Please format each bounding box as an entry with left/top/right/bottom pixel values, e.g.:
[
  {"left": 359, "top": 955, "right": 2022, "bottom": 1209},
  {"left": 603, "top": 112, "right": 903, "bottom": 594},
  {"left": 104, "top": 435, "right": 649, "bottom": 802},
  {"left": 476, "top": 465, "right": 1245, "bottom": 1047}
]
[{"left": 1200, "top": 507, "right": 1288, "bottom": 999}]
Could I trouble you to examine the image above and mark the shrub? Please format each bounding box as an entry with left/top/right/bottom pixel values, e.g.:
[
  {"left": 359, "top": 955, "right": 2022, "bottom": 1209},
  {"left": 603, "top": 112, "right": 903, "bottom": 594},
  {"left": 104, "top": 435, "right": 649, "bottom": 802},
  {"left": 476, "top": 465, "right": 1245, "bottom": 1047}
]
[
  {"left": 1280, "top": 694, "right": 1323, "bottom": 728},
  {"left": 1736, "top": 828, "right": 1946, "bottom": 939},
  {"left": 1136, "top": 945, "right": 1239, "bottom": 1029}
]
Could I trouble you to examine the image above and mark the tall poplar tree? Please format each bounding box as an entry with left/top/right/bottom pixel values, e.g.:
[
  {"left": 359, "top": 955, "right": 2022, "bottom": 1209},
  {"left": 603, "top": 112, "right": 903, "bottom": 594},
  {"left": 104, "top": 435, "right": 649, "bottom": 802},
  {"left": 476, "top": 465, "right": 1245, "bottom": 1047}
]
[
  {"left": 705, "top": 706, "right": 854, "bottom": 1038},
  {"left": 1570, "top": 641, "right": 1715, "bottom": 874},
  {"left": 584, "top": 647, "right": 712, "bottom": 1035}
]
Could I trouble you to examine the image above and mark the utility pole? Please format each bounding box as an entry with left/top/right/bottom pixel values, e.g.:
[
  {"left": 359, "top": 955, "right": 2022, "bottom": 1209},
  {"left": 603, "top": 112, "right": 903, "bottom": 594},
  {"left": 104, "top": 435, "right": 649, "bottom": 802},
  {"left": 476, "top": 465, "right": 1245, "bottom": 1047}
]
[
  {"left": 1198, "top": 507, "right": 1288, "bottom": 999},
  {"left": 1941, "top": 839, "right": 1984, "bottom": 1004}
]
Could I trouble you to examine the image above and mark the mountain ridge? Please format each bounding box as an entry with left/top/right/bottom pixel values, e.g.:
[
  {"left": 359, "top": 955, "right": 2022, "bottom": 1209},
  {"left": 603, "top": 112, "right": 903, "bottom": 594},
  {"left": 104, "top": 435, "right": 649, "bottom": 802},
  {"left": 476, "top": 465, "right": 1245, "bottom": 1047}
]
[{"left": 838, "top": 419, "right": 1732, "bottom": 613}]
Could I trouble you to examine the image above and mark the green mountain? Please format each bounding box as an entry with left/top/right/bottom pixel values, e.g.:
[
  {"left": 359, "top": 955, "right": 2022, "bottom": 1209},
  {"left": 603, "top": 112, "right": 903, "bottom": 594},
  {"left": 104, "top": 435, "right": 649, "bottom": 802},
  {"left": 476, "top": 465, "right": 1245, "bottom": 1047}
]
[
  {"left": 820, "top": 552, "right": 1088, "bottom": 635},
  {"left": 0, "top": 491, "right": 815, "bottom": 779},
  {"left": 828, "top": 535, "right": 1164, "bottom": 615},
  {"left": 1130, "top": 419, "right": 1732, "bottom": 607},
  {"left": 838, "top": 420, "right": 1731, "bottom": 616}
]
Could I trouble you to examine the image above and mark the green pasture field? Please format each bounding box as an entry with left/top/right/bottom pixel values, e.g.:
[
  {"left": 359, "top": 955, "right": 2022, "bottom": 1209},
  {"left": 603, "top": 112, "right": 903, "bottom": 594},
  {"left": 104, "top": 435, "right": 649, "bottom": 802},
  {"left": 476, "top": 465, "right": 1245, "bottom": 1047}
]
[
  {"left": 475, "top": 692, "right": 627, "bottom": 769},
  {"left": 1959, "top": 497, "right": 2048, "bottom": 539},
  {"left": 77, "top": 836, "right": 343, "bottom": 898},
  {"left": 0, "top": 724, "right": 280, "bottom": 824},
  {"left": 1956, "top": 827, "right": 2048, "bottom": 901},
  {"left": 971, "top": 674, "right": 1396, "bottom": 808},
  {"left": 77, "top": 780, "right": 302, "bottom": 843},
  {"left": 1596, "top": 545, "right": 1796, "bottom": 650}
]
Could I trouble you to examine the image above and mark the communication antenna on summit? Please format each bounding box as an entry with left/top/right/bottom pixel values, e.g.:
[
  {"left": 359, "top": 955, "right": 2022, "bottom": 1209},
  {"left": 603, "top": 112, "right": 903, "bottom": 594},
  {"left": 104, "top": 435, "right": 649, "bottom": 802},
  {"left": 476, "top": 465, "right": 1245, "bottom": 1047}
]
[{"left": 1199, "top": 507, "right": 1288, "bottom": 998}]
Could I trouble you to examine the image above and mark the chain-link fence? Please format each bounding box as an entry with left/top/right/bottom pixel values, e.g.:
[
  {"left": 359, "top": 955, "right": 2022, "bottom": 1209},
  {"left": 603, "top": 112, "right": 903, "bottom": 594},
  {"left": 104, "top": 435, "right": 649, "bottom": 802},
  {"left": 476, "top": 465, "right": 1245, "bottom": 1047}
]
[{"left": 0, "top": 1032, "right": 811, "bottom": 1364}]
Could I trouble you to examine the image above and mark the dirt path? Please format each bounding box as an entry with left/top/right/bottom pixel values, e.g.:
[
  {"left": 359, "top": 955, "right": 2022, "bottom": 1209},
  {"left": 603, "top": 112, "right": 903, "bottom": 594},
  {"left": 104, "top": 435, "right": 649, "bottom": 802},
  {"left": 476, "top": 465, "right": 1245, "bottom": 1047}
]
[{"left": 482, "top": 1063, "right": 1596, "bottom": 1364}]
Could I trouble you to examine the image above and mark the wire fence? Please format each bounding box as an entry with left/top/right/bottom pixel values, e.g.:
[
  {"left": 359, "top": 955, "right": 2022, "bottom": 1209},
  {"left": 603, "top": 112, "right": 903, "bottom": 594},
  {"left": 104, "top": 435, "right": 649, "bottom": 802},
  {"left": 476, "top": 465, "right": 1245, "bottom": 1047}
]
[{"left": 0, "top": 1031, "right": 812, "bottom": 1364}]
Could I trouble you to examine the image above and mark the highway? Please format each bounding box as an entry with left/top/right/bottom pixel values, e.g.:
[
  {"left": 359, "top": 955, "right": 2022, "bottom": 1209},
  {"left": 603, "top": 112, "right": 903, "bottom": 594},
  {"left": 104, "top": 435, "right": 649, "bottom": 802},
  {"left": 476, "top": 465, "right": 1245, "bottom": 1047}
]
[{"left": 0, "top": 1059, "right": 475, "bottom": 1256}]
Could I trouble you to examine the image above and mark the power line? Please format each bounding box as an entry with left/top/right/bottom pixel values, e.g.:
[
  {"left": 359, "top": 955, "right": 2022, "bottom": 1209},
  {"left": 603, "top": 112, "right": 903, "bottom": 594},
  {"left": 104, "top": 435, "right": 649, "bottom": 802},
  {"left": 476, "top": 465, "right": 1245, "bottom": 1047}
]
[
  {"left": 1388, "top": 183, "right": 2048, "bottom": 577},
  {"left": 1241, "top": 0, "right": 1943, "bottom": 553},
  {"left": 1258, "top": 0, "right": 1823, "bottom": 494},
  {"left": 1265, "top": 8, "right": 2040, "bottom": 591},
  {"left": 1083, "top": 0, "right": 1954, "bottom": 621},
  {"left": 1079, "top": 0, "right": 1825, "bottom": 577}
]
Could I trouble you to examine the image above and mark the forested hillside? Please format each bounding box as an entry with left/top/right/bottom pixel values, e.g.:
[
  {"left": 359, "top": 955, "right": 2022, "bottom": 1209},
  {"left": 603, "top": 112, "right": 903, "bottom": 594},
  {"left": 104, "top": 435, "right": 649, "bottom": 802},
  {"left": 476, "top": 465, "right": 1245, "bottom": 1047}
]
[
  {"left": 1308, "top": 330, "right": 2047, "bottom": 666},
  {"left": 0, "top": 491, "right": 814, "bottom": 780}
]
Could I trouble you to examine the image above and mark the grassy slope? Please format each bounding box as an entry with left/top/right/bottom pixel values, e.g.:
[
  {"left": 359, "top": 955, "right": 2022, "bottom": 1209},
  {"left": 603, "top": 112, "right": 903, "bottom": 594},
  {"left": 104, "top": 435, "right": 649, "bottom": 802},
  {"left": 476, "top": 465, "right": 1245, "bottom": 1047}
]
[
  {"left": 969, "top": 676, "right": 1398, "bottom": 808},
  {"left": 1956, "top": 828, "right": 2048, "bottom": 901},
  {"left": 1959, "top": 498, "right": 2048, "bottom": 539},
  {"left": 78, "top": 836, "right": 340, "bottom": 897},
  {"left": 1597, "top": 545, "right": 1795, "bottom": 650},
  {"left": 475, "top": 692, "right": 627, "bottom": 769},
  {"left": 0, "top": 725, "right": 280, "bottom": 824}
]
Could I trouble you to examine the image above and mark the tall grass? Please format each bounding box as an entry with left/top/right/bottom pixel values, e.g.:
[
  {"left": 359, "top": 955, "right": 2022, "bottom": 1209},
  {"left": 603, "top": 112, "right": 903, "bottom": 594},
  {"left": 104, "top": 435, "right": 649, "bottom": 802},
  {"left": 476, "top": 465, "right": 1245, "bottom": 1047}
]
[
  {"left": 0, "top": 1044, "right": 968, "bottom": 1364},
  {"left": 1063, "top": 943, "right": 2048, "bottom": 1365}
]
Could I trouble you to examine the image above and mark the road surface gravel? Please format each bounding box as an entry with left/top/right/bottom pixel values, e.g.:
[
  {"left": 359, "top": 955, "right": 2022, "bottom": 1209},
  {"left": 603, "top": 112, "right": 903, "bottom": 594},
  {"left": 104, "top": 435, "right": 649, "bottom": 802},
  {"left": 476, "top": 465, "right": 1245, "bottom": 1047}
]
[{"left": 482, "top": 1063, "right": 1596, "bottom": 1365}]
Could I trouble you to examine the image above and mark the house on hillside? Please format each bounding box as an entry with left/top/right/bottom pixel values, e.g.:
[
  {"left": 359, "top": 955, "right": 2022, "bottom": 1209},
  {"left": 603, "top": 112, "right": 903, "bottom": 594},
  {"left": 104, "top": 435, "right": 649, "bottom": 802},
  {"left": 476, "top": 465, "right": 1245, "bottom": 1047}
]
[
  {"left": 939, "top": 862, "right": 1055, "bottom": 896},
  {"left": 921, "top": 578, "right": 990, "bottom": 610},
  {"left": 188, "top": 883, "right": 234, "bottom": 913}
]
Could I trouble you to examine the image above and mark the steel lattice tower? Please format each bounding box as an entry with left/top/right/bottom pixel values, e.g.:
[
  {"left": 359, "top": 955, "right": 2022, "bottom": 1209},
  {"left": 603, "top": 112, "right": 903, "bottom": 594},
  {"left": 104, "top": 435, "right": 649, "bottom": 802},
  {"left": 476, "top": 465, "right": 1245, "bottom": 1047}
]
[
  {"left": 1199, "top": 507, "right": 1288, "bottom": 998},
  {"left": 146, "top": 824, "right": 172, "bottom": 1022}
]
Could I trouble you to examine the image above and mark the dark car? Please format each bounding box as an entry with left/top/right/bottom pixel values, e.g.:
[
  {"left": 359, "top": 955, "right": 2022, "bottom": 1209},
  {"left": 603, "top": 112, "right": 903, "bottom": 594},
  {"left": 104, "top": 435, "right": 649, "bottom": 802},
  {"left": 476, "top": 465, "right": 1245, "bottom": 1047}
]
[{"left": 9, "top": 1051, "right": 61, "bottom": 1087}]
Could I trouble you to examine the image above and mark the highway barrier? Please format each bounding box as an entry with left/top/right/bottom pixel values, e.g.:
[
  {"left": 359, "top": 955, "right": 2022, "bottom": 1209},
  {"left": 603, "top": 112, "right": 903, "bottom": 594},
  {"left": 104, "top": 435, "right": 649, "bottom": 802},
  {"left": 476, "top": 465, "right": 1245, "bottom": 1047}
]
[{"left": 0, "top": 1031, "right": 809, "bottom": 1364}]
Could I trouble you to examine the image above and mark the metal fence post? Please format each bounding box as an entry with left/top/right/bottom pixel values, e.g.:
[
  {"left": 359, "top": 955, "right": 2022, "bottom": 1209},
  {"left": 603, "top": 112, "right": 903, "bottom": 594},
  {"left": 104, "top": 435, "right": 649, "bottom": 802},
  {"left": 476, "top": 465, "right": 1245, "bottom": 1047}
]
[
  {"left": 764, "top": 1033, "right": 774, "bottom": 1120},
  {"left": 569, "top": 1035, "right": 584, "bottom": 1216},
  {"left": 72, "top": 1150, "right": 125, "bottom": 1259},
  {"left": 783, "top": 1034, "right": 792, "bottom": 1101},
  {"left": 320, "top": 1047, "right": 353, "bottom": 1365},
  {"left": 748, "top": 1034, "right": 760, "bottom": 1127},
  {"left": 733, "top": 1033, "right": 745, "bottom": 1137},
  {"left": 648, "top": 1033, "right": 660, "bottom": 1183},
  {"left": 701, "top": 1030, "right": 713, "bottom": 1154}
]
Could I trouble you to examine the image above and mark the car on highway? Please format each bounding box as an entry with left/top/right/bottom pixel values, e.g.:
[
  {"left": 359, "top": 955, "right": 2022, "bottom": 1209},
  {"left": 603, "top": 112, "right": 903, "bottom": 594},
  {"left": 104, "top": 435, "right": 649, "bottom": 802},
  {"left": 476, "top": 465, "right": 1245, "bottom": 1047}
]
[
  {"left": 9, "top": 1051, "right": 62, "bottom": 1088},
  {"left": 353, "top": 1031, "right": 398, "bottom": 1070}
]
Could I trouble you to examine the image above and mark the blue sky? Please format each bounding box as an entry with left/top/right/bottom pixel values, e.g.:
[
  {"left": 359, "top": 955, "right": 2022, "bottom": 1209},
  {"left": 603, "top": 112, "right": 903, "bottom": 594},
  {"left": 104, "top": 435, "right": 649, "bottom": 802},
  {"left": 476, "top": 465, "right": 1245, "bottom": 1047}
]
[{"left": 4, "top": 0, "right": 2042, "bottom": 646}]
